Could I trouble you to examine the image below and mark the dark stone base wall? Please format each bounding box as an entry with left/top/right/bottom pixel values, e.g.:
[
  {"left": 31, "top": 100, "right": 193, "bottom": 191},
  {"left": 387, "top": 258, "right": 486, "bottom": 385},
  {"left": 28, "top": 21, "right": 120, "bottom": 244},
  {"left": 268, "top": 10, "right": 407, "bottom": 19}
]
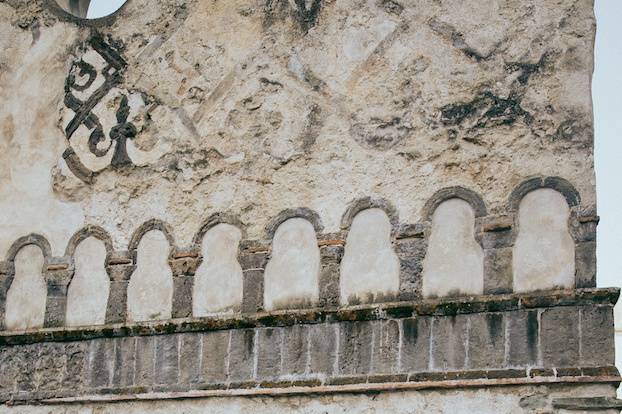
[{"left": 0, "top": 289, "right": 617, "bottom": 404}]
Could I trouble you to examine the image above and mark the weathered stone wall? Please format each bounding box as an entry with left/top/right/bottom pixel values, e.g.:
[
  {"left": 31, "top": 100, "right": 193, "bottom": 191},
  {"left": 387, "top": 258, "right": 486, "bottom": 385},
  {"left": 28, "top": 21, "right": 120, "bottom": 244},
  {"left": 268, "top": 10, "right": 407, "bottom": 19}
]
[{"left": 0, "top": 0, "right": 614, "bottom": 412}]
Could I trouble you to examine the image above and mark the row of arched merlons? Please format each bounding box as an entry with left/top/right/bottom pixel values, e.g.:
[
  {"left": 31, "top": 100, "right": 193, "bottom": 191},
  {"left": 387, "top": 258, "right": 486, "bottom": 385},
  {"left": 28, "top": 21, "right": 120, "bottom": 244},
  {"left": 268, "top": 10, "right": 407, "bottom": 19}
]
[{"left": 0, "top": 177, "right": 597, "bottom": 331}]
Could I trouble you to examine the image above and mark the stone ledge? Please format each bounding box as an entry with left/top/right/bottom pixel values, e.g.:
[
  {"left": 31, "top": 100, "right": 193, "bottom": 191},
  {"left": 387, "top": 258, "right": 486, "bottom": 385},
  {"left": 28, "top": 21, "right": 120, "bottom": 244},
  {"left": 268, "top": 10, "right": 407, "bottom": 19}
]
[
  {"left": 553, "top": 397, "right": 622, "bottom": 410},
  {"left": 6, "top": 372, "right": 620, "bottom": 406},
  {"left": 0, "top": 288, "right": 617, "bottom": 345}
]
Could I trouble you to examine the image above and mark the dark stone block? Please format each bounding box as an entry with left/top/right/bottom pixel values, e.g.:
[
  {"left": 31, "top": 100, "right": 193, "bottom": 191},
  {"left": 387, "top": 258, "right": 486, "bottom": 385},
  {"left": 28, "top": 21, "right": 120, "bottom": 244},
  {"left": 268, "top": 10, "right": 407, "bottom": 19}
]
[
  {"left": 88, "top": 339, "right": 115, "bottom": 388},
  {"left": 155, "top": 335, "right": 179, "bottom": 386},
  {"left": 113, "top": 337, "right": 136, "bottom": 388},
  {"left": 256, "top": 328, "right": 282, "bottom": 380},
  {"left": 338, "top": 322, "right": 373, "bottom": 376},
  {"left": 201, "top": 331, "right": 229, "bottom": 384},
  {"left": 172, "top": 275, "right": 194, "bottom": 319},
  {"left": 35, "top": 343, "right": 65, "bottom": 392},
  {"left": 105, "top": 280, "right": 129, "bottom": 324},
  {"left": 371, "top": 320, "right": 400, "bottom": 374},
  {"left": 468, "top": 313, "right": 505, "bottom": 369},
  {"left": 401, "top": 317, "right": 431, "bottom": 373},
  {"left": 506, "top": 310, "right": 539, "bottom": 367},
  {"left": 63, "top": 342, "right": 88, "bottom": 391},
  {"left": 319, "top": 245, "right": 342, "bottom": 308},
  {"left": 43, "top": 294, "right": 67, "bottom": 329},
  {"left": 431, "top": 315, "right": 468, "bottom": 371},
  {"left": 239, "top": 252, "right": 270, "bottom": 270},
  {"left": 282, "top": 324, "right": 308, "bottom": 376},
  {"left": 481, "top": 229, "right": 514, "bottom": 250},
  {"left": 14, "top": 344, "right": 37, "bottom": 392},
  {"left": 541, "top": 307, "right": 580, "bottom": 367},
  {"left": 580, "top": 306, "right": 615, "bottom": 367},
  {"left": 135, "top": 336, "right": 155, "bottom": 387},
  {"left": 179, "top": 334, "right": 202, "bottom": 385},
  {"left": 575, "top": 241, "right": 596, "bottom": 288},
  {"left": 484, "top": 248, "right": 513, "bottom": 294},
  {"left": 0, "top": 346, "right": 16, "bottom": 392},
  {"left": 242, "top": 270, "right": 264, "bottom": 313},
  {"left": 228, "top": 329, "right": 256, "bottom": 382},
  {"left": 308, "top": 324, "right": 337, "bottom": 375}
]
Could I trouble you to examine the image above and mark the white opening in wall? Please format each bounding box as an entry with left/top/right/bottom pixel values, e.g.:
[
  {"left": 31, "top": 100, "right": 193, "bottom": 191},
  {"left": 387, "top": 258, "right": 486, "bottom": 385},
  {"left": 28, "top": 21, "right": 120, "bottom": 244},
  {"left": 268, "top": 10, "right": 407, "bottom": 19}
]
[{"left": 55, "top": 0, "right": 128, "bottom": 19}]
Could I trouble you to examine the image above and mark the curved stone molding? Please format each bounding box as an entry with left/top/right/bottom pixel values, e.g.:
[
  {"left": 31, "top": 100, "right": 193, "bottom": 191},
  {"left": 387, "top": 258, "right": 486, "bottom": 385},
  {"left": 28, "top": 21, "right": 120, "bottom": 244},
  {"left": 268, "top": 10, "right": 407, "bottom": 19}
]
[
  {"left": 4, "top": 245, "right": 47, "bottom": 331},
  {"left": 340, "top": 197, "right": 399, "bottom": 230},
  {"left": 422, "top": 186, "right": 487, "bottom": 222},
  {"left": 340, "top": 208, "right": 400, "bottom": 305},
  {"left": 513, "top": 188, "right": 575, "bottom": 293},
  {"left": 192, "top": 212, "right": 246, "bottom": 247},
  {"left": 265, "top": 208, "right": 324, "bottom": 239},
  {"left": 422, "top": 199, "right": 484, "bottom": 298},
  {"left": 65, "top": 237, "right": 110, "bottom": 327},
  {"left": 264, "top": 218, "right": 321, "bottom": 311},
  {"left": 5, "top": 233, "right": 52, "bottom": 263},
  {"left": 127, "top": 230, "right": 174, "bottom": 322},
  {"left": 193, "top": 223, "right": 244, "bottom": 316},
  {"left": 508, "top": 176, "right": 581, "bottom": 212},
  {"left": 64, "top": 225, "right": 114, "bottom": 262},
  {"left": 128, "top": 219, "right": 176, "bottom": 254}
]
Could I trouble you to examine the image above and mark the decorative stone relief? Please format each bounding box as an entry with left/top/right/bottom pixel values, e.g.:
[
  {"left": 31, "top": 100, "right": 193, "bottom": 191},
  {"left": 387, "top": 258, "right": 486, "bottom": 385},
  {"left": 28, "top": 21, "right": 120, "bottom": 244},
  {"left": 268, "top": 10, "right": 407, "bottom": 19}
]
[
  {"left": 65, "top": 237, "right": 109, "bottom": 327},
  {"left": 59, "top": 35, "right": 154, "bottom": 183},
  {"left": 340, "top": 208, "right": 400, "bottom": 305},
  {"left": 127, "top": 230, "right": 173, "bottom": 322},
  {"left": 264, "top": 218, "right": 320, "bottom": 311},
  {"left": 5, "top": 245, "right": 47, "bottom": 331},
  {"left": 422, "top": 199, "right": 484, "bottom": 298},
  {"left": 193, "top": 224, "right": 243, "bottom": 316},
  {"left": 513, "top": 188, "right": 575, "bottom": 293}
]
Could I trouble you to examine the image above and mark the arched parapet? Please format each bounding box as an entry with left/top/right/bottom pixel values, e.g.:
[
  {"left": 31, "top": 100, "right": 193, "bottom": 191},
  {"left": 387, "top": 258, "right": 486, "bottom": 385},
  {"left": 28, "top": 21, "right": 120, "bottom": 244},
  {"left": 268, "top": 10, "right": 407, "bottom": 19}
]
[
  {"left": 263, "top": 211, "right": 322, "bottom": 311},
  {"left": 508, "top": 177, "right": 599, "bottom": 288},
  {"left": 192, "top": 213, "right": 245, "bottom": 318},
  {"left": 421, "top": 186, "right": 488, "bottom": 223},
  {"left": 339, "top": 198, "right": 400, "bottom": 305},
  {"left": 64, "top": 226, "right": 114, "bottom": 327},
  {"left": 1, "top": 234, "right": 52, "bottom": 331},
  {"left": 265, "top": 208, "right": 324, "bottom": 240}
]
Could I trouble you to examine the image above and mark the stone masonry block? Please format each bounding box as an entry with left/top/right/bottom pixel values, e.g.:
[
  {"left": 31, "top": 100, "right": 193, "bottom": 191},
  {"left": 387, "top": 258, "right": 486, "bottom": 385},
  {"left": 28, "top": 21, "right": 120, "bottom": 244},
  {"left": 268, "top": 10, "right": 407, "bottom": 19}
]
[
  {"left": 308, "top": 324, "right": 337, "bottom": 375},
  {"left": 256, "top": 328, "right": 283, "bottom": 380},
  {"left": 242, "top": 270, "right": 264, "bottom": 313},
  {"left": 179, "top": 333, "right": 202, "bottom": 385},
  {"left": 506, "top": 310, "right": 539, "bottom": 368},
  {"left": 154, "top": 335, "right": 179, "bottom": 386},
  {"left": 371, "top": 320, "right": 400, "bottom": 374},
  {"left": 105, "top": 280, "right": 129, "bottom": 324},
  {"left": 431, "top": 315, "right": 468, "bottom": 371},
  {"left": 319, "top": 245, "right": 343, "bottom": 308},
  {"left": 88, "top": 339, "right": 115, "bottom": 389},
  {"left": 14, "top": 344, "right": 37, "bottom": 392},
  {"left": 580, "top": 306, "right": 615, "bottom": 367},
  {"left": 201, "top": 331, "right": 229, "bottom": 384},
  {"left": 575, "top": 241, "right": 597, "bottom": 288},
  {"left": 338, "top": 321, "right": 373, "bottom": 376},
  {"left": 172, "top": 275, "right": 194, "bottom": 319},
  {"left": 541, "top": 307, "right": 580, "bottom": 367},
  {"left": 484, "top": 247, "right": 513, "bottom": 294},
  {"left": 228, "top": 329, "right": 256, "bottom": 382},
  {"left": 63, "top": 342, "right": 88, "bottom": 391},
  {"left": 282, "top": 324, "right": 308, "bottom": 376},
  {"left": 401, "top": 317, "right": 431, "bottom": 373},
  {"left": 34, "top": 343, "right": 65, "bottom": 392},
  {"left": 135, "top": 336, "right": 155, "bottom": 387},
  {"left": 112, "top": 336, "right": 136, "bottom": 388},
  {"left": 467, "top": 313, "right": 505, "bottom": 369}
]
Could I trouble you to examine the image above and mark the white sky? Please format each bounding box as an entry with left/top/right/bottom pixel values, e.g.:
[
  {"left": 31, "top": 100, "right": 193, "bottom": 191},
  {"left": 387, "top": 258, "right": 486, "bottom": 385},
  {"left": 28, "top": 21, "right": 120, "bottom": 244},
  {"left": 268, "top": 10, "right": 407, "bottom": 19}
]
[{"left": 87, "top": 0, "right": 621, "bottom": 294}]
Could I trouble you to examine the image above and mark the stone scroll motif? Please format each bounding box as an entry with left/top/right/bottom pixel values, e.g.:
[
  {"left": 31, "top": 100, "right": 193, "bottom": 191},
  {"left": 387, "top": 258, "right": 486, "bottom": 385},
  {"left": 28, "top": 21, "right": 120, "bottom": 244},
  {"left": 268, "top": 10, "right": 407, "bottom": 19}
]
[{"left": 60, "top": 35, "right": 148, "bottom": 184}]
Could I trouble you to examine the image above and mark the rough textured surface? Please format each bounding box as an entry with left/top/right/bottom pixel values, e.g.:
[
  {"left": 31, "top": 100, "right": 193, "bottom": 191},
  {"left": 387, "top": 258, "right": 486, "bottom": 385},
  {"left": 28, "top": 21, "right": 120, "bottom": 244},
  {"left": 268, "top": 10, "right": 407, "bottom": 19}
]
[{"left": 0, "top": 0, "right": 597, "bottom": 257}]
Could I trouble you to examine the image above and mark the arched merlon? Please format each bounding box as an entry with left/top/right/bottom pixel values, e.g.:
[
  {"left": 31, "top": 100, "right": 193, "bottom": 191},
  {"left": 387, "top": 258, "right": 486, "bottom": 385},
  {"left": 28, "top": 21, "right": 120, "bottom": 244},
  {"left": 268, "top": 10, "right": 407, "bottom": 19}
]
[
  {"left": 192, "top": 212, "right": 246, "bottom": 247},
  {"left": 65, "top": 225, "right": 114, "bottom": 262},
  {"left": 5, "top": 234, "right": 52, "bottom": 263},
  {"left": 340, "top": 197, "right": 399, "bottom": 231},
  {"left": 421, "top": 187, "right": 487, "bottom": 222},
  {"left": 265, "top": 208, "right": 324, "bottom": 240},
  {"left": 508, "top": 177, "right": 581, "bottom": 212},
  {"left": 128, "top": 219, "right": 176, "bottom": 257}
]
